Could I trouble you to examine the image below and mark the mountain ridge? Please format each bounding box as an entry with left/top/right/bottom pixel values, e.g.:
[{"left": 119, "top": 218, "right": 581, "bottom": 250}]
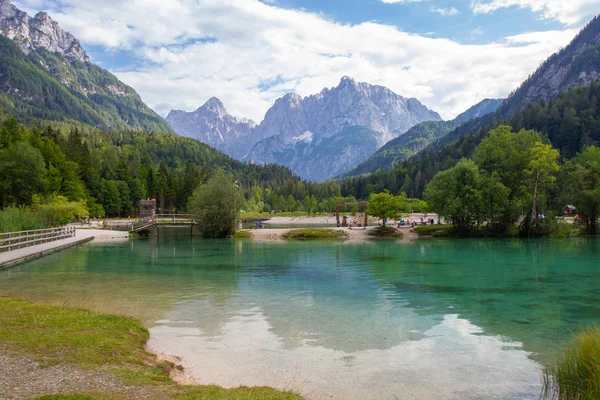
[
  {"left": 168, "top": 76, "right": 442, "bottom": 181},
  {"left": 0, "top": 0, "right": 172, "bottom": 133}
]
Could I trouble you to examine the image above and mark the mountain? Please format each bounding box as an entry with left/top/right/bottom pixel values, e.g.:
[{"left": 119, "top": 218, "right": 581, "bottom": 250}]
[
  {"left": 168, "top": 76, "right": 440, "bottom": 181},
  {"left": 343, "top": 98, "right": 503, "bottom": 176},
  {"left": 500, "top": 15, "right": 600, "bottom": 115},
  {"left": 0, "top": 0, "right": 172, "bottom": 132},
  {"left": 166, "top": 97, "right": 256, "bottom": 159},
  {"left": 168, "top": 77, "right": 441, "bottom": 181},
  {"left": 455, "top": 98, "right": 504, "bottom": 123}
]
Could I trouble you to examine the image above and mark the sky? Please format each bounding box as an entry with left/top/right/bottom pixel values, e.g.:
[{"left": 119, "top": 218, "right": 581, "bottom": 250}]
[{"left": 12, "top": 0, "right": 600, "bottom": 122}]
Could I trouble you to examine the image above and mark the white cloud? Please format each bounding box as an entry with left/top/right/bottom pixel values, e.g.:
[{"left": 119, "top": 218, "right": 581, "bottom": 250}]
[
  {"left": 430, "top": 6, "right": 460, "bottom": 16},
  {"left": 14, "top": 0, "right": 581, "bottom": 122},
  {"left": 471, "top": 0, "right": 600, "bottom": 25},
  {"left": 472, "top": 26, "right": 485, "bottom": 35}
]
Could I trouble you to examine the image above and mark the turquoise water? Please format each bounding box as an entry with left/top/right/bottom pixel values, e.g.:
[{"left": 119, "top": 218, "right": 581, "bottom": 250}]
[{"left": 0, "top": 229, "right": 598, "bottom": 399}]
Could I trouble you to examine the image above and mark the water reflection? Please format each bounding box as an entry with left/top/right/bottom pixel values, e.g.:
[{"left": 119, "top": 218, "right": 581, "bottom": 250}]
[{"left": 0, "top": 230, "right": 598, "bottom": 399}]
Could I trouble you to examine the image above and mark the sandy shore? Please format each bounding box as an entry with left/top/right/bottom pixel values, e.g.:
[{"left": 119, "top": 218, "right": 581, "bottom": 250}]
[
  {"left": 74, "top": 227, "right": 130, "bottom": 242},
  {"left": 247, "top": 226, "right": 418, "bottom": 242}
]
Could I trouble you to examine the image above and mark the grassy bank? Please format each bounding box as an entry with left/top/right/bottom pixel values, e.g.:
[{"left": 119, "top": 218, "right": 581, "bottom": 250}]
[
  {"left": 282, "top": 229, "right": 348, "bottom": 240},
  {"left": 413, "top": 225, "right": 455, "bottom": 237},
  {"left": 234, "top": 230, "right": 253, "bottom": 239},
  {"left": 543, "top": 327, "right": 600, "bottom": 399},
  {"left": 368, "top": 226, "right": 403, "bottom": 239},
  {"left": 0, "top": 298, "right": 302, "bottom": 400}
]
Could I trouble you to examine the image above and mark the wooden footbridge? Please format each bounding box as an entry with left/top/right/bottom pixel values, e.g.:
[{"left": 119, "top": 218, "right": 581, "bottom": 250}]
[{"left": 104, "top": 214, "right": 197, "bottom": 235}]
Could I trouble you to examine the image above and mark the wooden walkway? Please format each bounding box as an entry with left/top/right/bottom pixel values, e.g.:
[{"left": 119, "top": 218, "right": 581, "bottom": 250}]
[{"left": 0, "top": 229, "right": 128, "bottom": 269}]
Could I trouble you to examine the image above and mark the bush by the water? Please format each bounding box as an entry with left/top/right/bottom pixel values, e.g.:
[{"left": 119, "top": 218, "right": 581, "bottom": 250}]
[
  {"left": 368, "top": 226, "right": 403, "bottom": 238},
  {"left": 543, "top": 327, "right": 600, "bottom": 399},
  {"left": 282, "top": 229, "right": 348, "bottom": 240},
  {"left": 0, "top": 196, "right": 87, "bottom": 232},
  {"left": 413, "top": 225, "right": 455, "bottom": 237}
]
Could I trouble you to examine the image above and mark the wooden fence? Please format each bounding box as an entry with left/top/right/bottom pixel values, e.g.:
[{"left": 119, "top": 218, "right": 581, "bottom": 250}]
[{"left": 0, "top": 226, "right": 76, "bottom": 253}]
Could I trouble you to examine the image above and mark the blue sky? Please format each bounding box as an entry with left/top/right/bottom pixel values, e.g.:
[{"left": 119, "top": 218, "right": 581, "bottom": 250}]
[
  {"left": 13, "top": 0, "right": 600, "bottom": 121},
  {"left": 267, "top": 0, "right": 565, "bottom": 43}
]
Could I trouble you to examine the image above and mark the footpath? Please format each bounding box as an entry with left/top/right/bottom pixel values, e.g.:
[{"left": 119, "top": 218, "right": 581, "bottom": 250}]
[{"left": 0, "top": 229, "right": 129, "bottom": 269}]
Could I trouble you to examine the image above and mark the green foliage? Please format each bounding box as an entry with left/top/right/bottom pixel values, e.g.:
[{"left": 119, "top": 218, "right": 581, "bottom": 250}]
[
  {"left": 413, "top": 225, "right": 455, "bottom": 237},
  {"left": 32, "top": 195, "right": 89, "bottom": 227},
  {"left": 543, "top": 327, "right": 600, "bottom": 400},
  {"left": 282, "top": 229, "right": 348, "bottom": 240},
  {"left": 368, "top": 191, "right": 407, "bottom": 226},
  {"left": 561, "top": 146, "right": 600, "bottom": 234},
  {"left": 233, "top": 230, "right": 252, "bottom": 239},
  {"left": 0, "top": 196, "right": 88, "bottom": 232},
  {"left": 368, "top": 226, "right": 403, "bottom": 238},
  {"left": 0, "top": 206, "right": 44, "bottom": 232},
  {"left": 0, "top": 141, "right": 47, "bottom": 206},
  {"left": 188, "top": 170, "right": 243, "bottom": 238},
  {"left": 0, "top": 117, "right": 344, "bottom": 219},
  {"left": 424, "top": 159, "right": 481, "bottom": 231},
  {"left": 424, "top": 127, "right": 561, "bottom": 235}
]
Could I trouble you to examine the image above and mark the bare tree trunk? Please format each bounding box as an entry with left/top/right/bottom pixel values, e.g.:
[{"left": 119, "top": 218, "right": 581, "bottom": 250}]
[{"left": 529, "top": 169, "right": 540, "bottom": 235}]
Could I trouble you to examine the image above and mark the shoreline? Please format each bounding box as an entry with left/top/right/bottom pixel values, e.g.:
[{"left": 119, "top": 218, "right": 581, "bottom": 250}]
[
  {"left": 246, "top": 226, "right": 419, "bottom": 242},
  {"left": 0, "top": 297, "right": 301, "bottom": 400}
]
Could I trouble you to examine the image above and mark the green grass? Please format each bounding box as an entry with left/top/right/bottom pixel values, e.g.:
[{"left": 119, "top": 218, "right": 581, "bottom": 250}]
[
  {"left": 1, "top": 298, "right": 302, "bottom": 400},
  {"left": 234, "top": 230, "right": 253, "bottom": 239},
  {"left": 413, "top": 224, "right": 455, "bottom": 237},
  {"left": 368, "top": 226, "right": 404, "bottom": 239},
  {"left": 282, "top": 229, "right": 348, "bottom": 240},
  {"left": 543, "top": 327, "right": 600, "bottom": 400}
]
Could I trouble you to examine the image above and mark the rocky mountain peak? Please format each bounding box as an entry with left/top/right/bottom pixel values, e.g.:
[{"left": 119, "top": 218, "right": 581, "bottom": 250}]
[
  {"left": 340, "top": 75, "right": 357, "bottom": 85},
  {"left": 204, "top": 96, "right": 225, "bottom": 111},
  {"left": 0, "top": 0, "right": 89, "bottom": 62}
]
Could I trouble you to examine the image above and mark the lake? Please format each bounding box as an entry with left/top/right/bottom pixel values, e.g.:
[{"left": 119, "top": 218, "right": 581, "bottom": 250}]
[{"left": 1, "top": 228, "right": 598, "bottom": 399}]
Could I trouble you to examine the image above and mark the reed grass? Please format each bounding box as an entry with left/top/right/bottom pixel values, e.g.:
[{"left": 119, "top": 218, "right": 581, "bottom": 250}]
[{"left": 543, "top": 327, "right": 600, "bottom": 399}]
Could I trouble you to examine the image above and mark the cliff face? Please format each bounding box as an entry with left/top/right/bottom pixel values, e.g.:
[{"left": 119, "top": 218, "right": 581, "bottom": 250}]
[
  {"left": 501, "top": 15, "right": 600, "bottom": 115},
  {"left": 0, "top": 0, "right": 89, "bottom": 62}
]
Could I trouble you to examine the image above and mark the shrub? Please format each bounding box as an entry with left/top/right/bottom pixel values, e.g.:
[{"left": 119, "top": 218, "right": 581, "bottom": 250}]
[
  {"left": 543, "top": 327, "right": 600, "bottom": 399},
  {"left": 282, "top": 229, "right": 348, "bottom": 240},
  {"left": 368, "top": 226, "right": 403, "bottom": 238}
]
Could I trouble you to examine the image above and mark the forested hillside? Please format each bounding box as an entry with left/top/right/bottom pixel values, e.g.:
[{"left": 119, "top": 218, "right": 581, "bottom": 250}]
[
  {"left": 500, "top": 15, "right": 600, "bottom": 115},
  {"left": 0, "top": 35, "right": 172, "bottom": 132},
  {"left": 0, "top": 117, "right": 343, "bottom": 218},
  {"left": 341, "top": 83, "right": 600, "bottom": 199},
  {"left": 344, "top": 99, "right": 503, "bottom": 177}
]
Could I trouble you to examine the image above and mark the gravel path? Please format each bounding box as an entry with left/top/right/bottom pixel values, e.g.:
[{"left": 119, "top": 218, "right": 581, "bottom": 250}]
[{"left": 0, "top": 348, "right": 161, "bottom": 400}]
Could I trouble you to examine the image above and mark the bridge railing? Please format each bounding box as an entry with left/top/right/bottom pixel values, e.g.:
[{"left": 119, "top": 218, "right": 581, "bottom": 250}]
[
  {"left": 155, "top": 214, "right": 196, "bottom": 223},
  {"left": 0, "top": 226, "right": 76, "bottom": 253}
]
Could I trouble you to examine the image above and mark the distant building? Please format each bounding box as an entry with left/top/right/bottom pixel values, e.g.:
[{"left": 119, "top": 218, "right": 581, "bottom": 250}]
[
  {"left": 563, "top": 205, "right": 577, "bottom": 217},
  {"left": 140, "top": 199, "right": 157, "bottom": 218}
]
